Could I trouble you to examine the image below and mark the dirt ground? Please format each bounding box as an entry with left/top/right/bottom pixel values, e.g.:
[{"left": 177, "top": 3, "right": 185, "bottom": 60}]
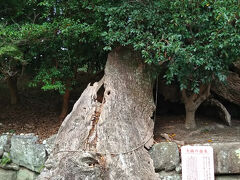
[
  {"left": 0, "top": 105, "right": 62, "bottom": 142},
  {"left": 0, "top": 73, "right": 99, "bottom": 142},
  {"left": 1, "top": 104, "right": 239, "bottom": 144},
  {"left": 154, "top": 115, "right": 240, "bottom": 144},
  {"left": 0, "top": 89, "right": 64, "bottom": 142}
]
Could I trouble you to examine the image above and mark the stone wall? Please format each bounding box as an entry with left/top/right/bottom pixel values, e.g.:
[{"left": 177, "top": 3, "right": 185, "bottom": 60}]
[
  {"left": 149, "top": 142, "right": 240, "bottom": 180},
  {"left": 0, "top": 133, "right": 239, "bottom": 180},
  {"left": 0, "top": 133, "right": 55, "bottom": 180}
]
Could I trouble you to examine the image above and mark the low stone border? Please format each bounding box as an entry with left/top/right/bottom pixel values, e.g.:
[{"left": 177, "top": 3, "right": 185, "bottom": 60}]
[
  {"left": 0, "top": 133, "right": 239, "bottom": 180},
  {"left": 0, "top": 133, "right": 56, "bottom": 180},
  {"left": 149, "top": 142, "right": 240, "bottom": 179}
]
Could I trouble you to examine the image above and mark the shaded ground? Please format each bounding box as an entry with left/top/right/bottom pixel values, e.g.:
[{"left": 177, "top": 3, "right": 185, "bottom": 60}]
[
  {"left": 0, "top": 105, "right": 62, "bottom": 142},
  {"left": 154, "top": 115, "right": 240, "bottom": 144},
  {"left": 0, "top": 72, "right": 102, "bottom": 142},
  {"left": 0, "top": 89, "right": 64, "bottom": 142},
  {"left": 1, "top": 101, "right": 239, "bottom": 144}
]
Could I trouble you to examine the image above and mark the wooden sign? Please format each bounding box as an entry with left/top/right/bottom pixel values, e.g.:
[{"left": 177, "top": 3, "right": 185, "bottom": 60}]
[{"left": 181, "top": 146, "right": 214, "bottom": 180}]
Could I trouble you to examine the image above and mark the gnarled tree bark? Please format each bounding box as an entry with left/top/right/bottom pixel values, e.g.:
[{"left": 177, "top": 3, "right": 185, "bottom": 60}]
[
  {"left": 182, "top": 84, "right": 210, "bottom": 129},
  {"left": 212, "top": 72, "right": 240, "bottom": 106},
  {"left": 207, "top": 98, "right": 231, "bottom": 126},
  {"left": 38, "top": 47, "right": 159, "bottom": 180}
]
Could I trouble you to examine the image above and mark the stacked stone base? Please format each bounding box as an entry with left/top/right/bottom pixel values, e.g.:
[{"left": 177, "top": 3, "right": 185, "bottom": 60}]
[
  {"left": 0, "top": 133, "right": 55, "bottom": 180},
  {"left": 149, "top": 142, "right": 240, "bottom": 180},
  {"left": 0, "top": 167, "right": 38, "bottom": 180},
  {"left": 0, "top": 133, "right": 239, "bottom": 180}
]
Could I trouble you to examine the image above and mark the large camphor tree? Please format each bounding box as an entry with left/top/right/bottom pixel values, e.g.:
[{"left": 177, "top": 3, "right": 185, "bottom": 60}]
[
  {"left": 1, "top": 0, "right": 239, "bottom": 179},
  {"left": 36, "top": 0, "right": 240, "bottom": 179}
]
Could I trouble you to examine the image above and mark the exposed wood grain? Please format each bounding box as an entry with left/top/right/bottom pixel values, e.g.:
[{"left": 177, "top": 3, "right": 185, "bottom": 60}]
[{"left": 37, "top": 47, "right": 159, "bottom": 180}]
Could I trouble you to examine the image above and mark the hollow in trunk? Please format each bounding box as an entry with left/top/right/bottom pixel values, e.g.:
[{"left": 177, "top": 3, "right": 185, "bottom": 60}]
[{"left": 37, "top": 47, "right": 159, "bottom": 180}]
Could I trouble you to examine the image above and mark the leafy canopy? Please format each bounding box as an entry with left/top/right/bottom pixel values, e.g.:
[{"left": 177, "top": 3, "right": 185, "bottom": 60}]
[
  {"left": 1, "top": 0, "right": 107, "bottom": 93},
  {"left": 96, "top": 0, "right": 240, "bottom": 92},
  {"left": 0, "top": 0, "right": 239, "bottom": 94}
]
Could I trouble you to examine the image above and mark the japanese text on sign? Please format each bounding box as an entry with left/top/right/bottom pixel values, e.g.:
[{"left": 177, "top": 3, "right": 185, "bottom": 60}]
[{"left": 181, "top": 146, "right": 214, "bottom": 180}]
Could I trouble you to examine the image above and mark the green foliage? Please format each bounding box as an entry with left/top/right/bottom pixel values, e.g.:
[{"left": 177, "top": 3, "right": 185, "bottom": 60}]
[
  {"left": 8, "top": 129, "right": 15, "bottom": 134},
  {"left": 38, "top": 164, "right": 45, "bottom": 173},
  {"left": 25, "top": 19, "right": 106, "bottom": 93},
  {"left": 0, "top": 45, "right": 23, "bottom": 61},
  {"left": 0, "top": 153, "right": 11, "bottom": 166},
  {"left": 0, "top": 0, "right": 239, "bottom": 95},
  {"left": 0, "top": 24, "right": 25, "bottom": 80},
  {"left": 96, "top": 0, "right": 240, "bottom": 92},
  {"left": 1, "top": 0, "right": 107, "bottom": 94}
]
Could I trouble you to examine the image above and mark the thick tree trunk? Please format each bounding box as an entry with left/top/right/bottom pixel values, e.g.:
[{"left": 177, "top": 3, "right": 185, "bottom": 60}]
[
  {"left": 185, "top": 104, "right": 197, "bottom": 129},
  {"left": 182, "top": 84, "right": 210, "bottom": 129},
  {"left": 7, "top": 76, "right": 18, "bottom": 105},
  {"left": 38, "top": 47, "right": 159, "bottom": 180},
  {"left": 59, "top": 88, "right": 70, "bottom": 121}
]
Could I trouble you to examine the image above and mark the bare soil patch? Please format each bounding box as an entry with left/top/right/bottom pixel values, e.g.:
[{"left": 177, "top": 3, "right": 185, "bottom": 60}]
[
  {"left": 0, "top": 90, "right": 64, "bottom": 142},
  {"left": 0, "top": 73, "right": 98, "bottom": 142},
  {"left": 154, "top": 115, "right": 240, "bottom": 144}
]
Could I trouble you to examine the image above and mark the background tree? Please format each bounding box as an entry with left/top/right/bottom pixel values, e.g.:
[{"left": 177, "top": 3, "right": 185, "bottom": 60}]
[
  {"left": 27, "top": 1, "right": 107, "bottom": 119},
  {"left": 0, "top": 43, "right": 23, "bottom": 105},
  {"left": 1, "top": 0, "right": 107, "bottom": 118},
  {"left": 0, "top": 24, "right": 26, "bottom": 105},
  {"left": 0, "top": 0, "right": 43, "bottom": 104}
]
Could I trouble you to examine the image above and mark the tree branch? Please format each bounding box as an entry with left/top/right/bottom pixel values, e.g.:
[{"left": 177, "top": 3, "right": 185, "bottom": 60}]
[
  {"left": 181, "top": 89, "right": 188, "bottom": 103},
  {"left": 195, "top": 84, "right": 211, "bottom": 107}
]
